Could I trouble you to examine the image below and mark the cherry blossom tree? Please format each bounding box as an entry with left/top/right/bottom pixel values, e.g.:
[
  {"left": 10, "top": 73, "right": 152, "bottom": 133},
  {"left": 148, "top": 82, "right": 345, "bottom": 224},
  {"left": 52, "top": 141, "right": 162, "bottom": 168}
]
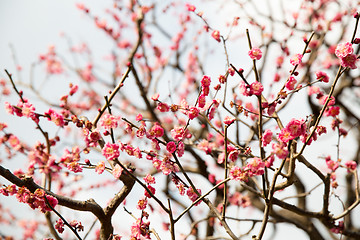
[{"left": 1, "top": 0, "right": 360, "bottom": 239}]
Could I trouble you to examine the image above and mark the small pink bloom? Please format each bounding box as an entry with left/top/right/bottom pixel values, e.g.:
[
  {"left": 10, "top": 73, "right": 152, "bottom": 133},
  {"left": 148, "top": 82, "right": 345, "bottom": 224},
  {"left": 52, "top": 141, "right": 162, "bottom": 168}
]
[
  {"left": 135, "top": 114, "right": 143, "bottom": 121},
  {"left": 67, "top": 162, "right": 83, "bottom": 173},
  {"left": 186, "top": 187, "right": 202, "bottom": 205},
  {"left": 44, "top": 109, "right": 65, "bottom": 127},
  {"left": 229, "top": 166, "right": 249, "bottom": 182},
  {"left": 149, "top": 123, "right": 164, "bottom": 138},
  {"left": 112, "top": 164, "right": 123, "bottom": 178},
  {"left": 325, "top": 106, "right": 340, "bottom": 117},
  {"left": 151, "top": 93, "right": 160, "bottom": 101},
  {"left": 262, "top": 129, "right": 273, "bottom": 147},
  {"left": 102, "top": 143, "right": 120, "bottom": 160},
  {"left": 290, "top": 53, "right": 303, "bottom": 66},
  {"left": 100, "top": 113, "right": 120, "bottom": 130},
  {"left": 278, "top": 128, "right": 293, "bottom": 143},
  {"left": 136, "top": 198, "right": 147, "bottom": 210},
  {"left": 228, "top": 67, "right": 235, "bottom": 76},
  {"left": 201, "top": 75, "right": 211, "bottom": 87},
  {"left": 248, "top": 47, "right": 262, "bottom": 60},
  {"left": 340, "top": 54, "right": 358, "bottom": 69},
  {"left": 315, "top": 71, "right": 329, "bottom": 83},
  {"left": 272, "top": 143, "right": 289, "bottom": 159},
  {"left": 335, "top": 42, "right": 353, "bottom": 58},
  {"left": 198, "top": 94, "right": 206, "bottom": 108},
  {"left": 166, "top": 141, "right": 177, "bottom": 153},
  {"left": 143, "top": 174, "right": 156, "bottom": 184},
  {"left": 176, "top": 141, "right": 185, "bottom": 157},
  {"left": 95, "top": 161, "right": 106, "bottom": 174},
  {"left": 144, "top": 185, "right": 156, "bottom": 198},
  {"left": 246, "top": 157, "right": 265, "bottom": 176},
  {"left": 286, "top": 118, "right": 306, "bottom": 138},
  {"left": 0, "top": 122, "right": 7, "bottom": 131},
  {"left": 250, "top": 81, "right": 264, "bottom": 95},
  {"left": 157, "top": 102, "right": 170, "bottom": 112},
  {"left": 325, "top": 158, "right": 339, "bottom": 172},
  {"left": 55, "top": 219, "right": 64, "bottom": 233},
  {"left": 171, "top": 127, "right": 185, "bottom": 141},
  {"left": 239, "top": 81, "right": 252, "bottom": 96},
  {"left": 223, "top": 116, "right": 236, "bottom": 125},
  {"left": 211, "top": 30, "right": 221, "bottom": 42},
  {"left": 185, "top": 3, "right": 196, "bottom": 12},
  {"left": 285, "top": 76, "right": 297, "bottom": 90},
  {"left": 69, "top": 84, "right": 78, "bottom": 95},
  {"left": 228, "top": 150, "right": 239, "bottom": 162},
  {"left": 345, "top": 160, "right": 357, "bottom": 172},
  {"left": 188, "top": 106, "right": 199, "bottom": 120}
]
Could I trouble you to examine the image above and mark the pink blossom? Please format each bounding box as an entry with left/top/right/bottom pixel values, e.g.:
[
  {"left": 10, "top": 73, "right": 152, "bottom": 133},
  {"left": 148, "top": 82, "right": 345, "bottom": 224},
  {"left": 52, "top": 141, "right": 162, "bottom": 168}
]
[
  {"left": 315, "top": 71, "right": 329, "bottom": 83},
  {"left": 186, "top": 187, "right": 202, "bottom": 205},
  {"left": 144, "top": 185, "right": 156, "bottom": 198},
  {"left": 100, "top": 113, "right": 120, "bottom": 130},
  {"left": 185, "top": 3, "right": 196, "bottom": 12},
  {"left": 102, "top": 143, "right": 120, "bottom": 160},
  {"left": 325, "top": 158, "right": 339, "bottom": 172},
  {"left": 340, "top": 54, "right": 358, "bottom": 69},
  {"left": 131, "top": 219, "right": 151, "bottom": 239},
  {"left": 112, "top": 164, "right": 123, "bottom": 178},
  {"left": 151, "top": 93, "right": 160, "bottom": 101},
  {"left": 325, "top": 106, "right": 340, "bottom": 117},
  {"left": 262, "top": 129, "right": 273, "bottom": 147},
  {"left": 276, "top": 56, "right": 284, "bottom": 68},
  {"left": 19, "top": 101, "right": 36, "bottom": 118},
  {"left": 95, "top": 161, "right": 106, "bottom": 174},
  {"left": 198, "top": 94, "right": 206, "bottom": 108},
  {"left": 0, "top": 122, "right": 7, "bottom": 131},
  {"left": 335, "top": 42, "right": 353, "bottom": 58},
  {"left": 228, "top": 149, "right": 239, "bottom": 162},
  {"left": 149, "top": 123, "right": 164, "bottom": 138},
  {"left": 143, "top": 174, "right": 156, "bottom": 184},
  {"left": 285, "top": 76, "right": 297, "bottom": 90},
  {"left": 176, "top": 141, "right": 185, "bottom": 157},
  {"left": 211, "top": 30, "right": 221, "bottom": 42},
  {"left": 171, "top": 126, "right": 185, "bottom": 141},
  {"left": 278, "top": 128, "right": 293, "bottom": 143},
  {"left": 229, "top": 166, "right": 249, "bottom": 182},
  {"left": 55, "top": 219, "right": 64, "bottom": 233},
  {"left": 44, "top": 109, "right": 65, "bottom": 127},
  {"left": 250, "top": 81, "right": 263, "bottom": 95},
  {"left": 135, "top": 114, "right": 143, "bottom": 121},
  {"left": 228, "top": 67, "right": 235, "bottom": 76},
  {"left": 157, "top": 102, "right": 170, "bottom": 112},
  {"left": 166, "top": 141, "right": 177, "bottom": 153},
  {"left": 272, "top": 143, "right": 289, "bottom": 159},
  {"left": 223, "top": 116, "right": 236, "bottom": 125},
  {"left": 136, "top": 122, "right": 146, "bottom": 138},
  {"left": 308, "top": 86, "right": 321, "bottom": 95},
  {"left": 136, "top": 198, "right": 147, "bottom": 210},
  {"left": 345, "top": 160, "right": 357, "bottom": 172},
  {"left": 286, "top": 118, "right": 306, "bottom": 138},
  {"left": 188, "top": 106, "right": 199, "bottom": 119},
  {"left": 290, "top": 53, "right": 303, "bottom": 66},
  {"left": 67, "top": 162, "right": 83, "bottom": 173},
  {"left": 245, "top": 157, "right": 265, "bottom": 176},
  {"left": 316, "top": 126, "right": 327, "bottom": 136},
  {"left": 239, "top": 81, "right": 252, "bottom": 97},
  {"left": 248, "top": 47, "right": 262, "bottom": 60},
  {"left": 69, "top": 84, "right": 78, "bottom": 95}
]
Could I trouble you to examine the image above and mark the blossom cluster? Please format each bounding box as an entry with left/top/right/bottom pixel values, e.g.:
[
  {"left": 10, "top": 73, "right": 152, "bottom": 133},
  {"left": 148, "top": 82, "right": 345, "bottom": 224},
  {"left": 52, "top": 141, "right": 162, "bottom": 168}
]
[
  {"left": 0, "top": 186, "right": 58, "bottom": 213},
  {"left": 335, "top": 42, "right": 358, "bottom": 69},
  {"left": 230, "top": 157, "right": 265, "bottom": 182}
]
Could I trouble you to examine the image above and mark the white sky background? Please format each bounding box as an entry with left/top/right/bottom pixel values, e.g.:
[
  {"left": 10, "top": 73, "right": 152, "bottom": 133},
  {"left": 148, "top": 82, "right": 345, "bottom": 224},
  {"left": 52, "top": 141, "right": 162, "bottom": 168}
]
[{"left": 0, "top": 0, "right": 359, "bottom": 239}]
